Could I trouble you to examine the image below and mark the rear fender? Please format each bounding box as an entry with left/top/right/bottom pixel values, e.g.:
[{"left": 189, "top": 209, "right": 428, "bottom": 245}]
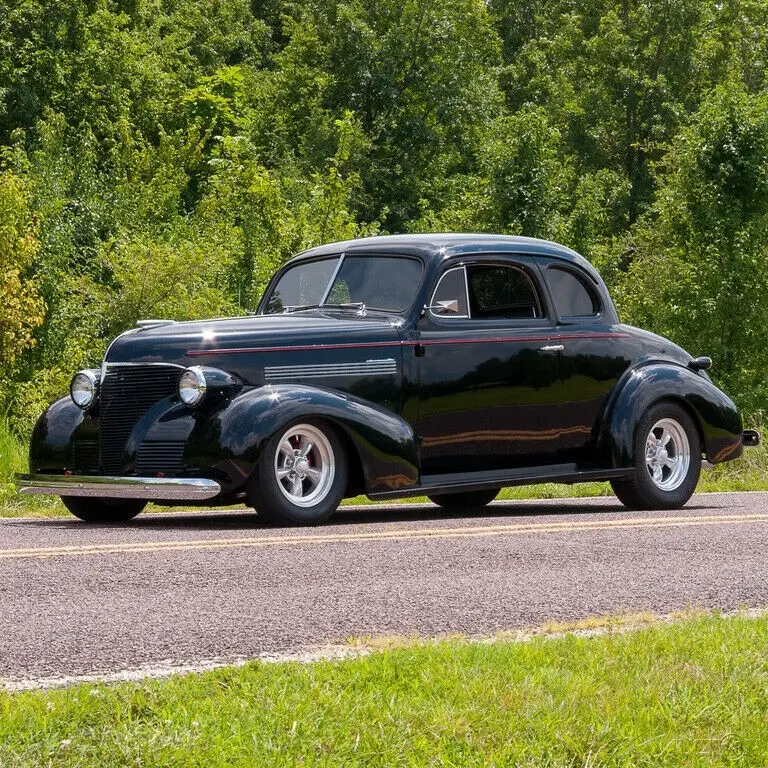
[
  {"left": 599, "top": 363, "right": 743, "bottom": 467},
  {"left": 190, "top": 385, "right": 419, "bottom": 495}
]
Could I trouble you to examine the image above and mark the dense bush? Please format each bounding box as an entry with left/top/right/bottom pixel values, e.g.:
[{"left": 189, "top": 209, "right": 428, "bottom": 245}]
[{"left": 1, "top": 0, "right": 767, "bottom": 434}]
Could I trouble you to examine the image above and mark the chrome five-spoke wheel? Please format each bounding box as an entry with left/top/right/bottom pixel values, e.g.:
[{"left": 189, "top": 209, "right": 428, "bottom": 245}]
[
  {"left": 274, "top": 424, "right": 335, "bottom": 508},
  {"left": 610, "top": 402, "right": 701, "bottom": 511},
  {"left": 644, "top": 418, "right": 690, "bottom": 491},
  {"left": 249, "top": 420, "right": 348, "bottom": 525}
]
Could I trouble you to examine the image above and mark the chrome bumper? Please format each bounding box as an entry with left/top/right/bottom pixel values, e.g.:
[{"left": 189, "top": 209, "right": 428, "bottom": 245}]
[{"left": 15, "top": 474, "right": 221, "bottom": 501}]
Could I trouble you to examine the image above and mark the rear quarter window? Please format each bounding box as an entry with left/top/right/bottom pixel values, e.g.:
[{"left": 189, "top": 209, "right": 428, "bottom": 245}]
[{"left": 547, "top": 266, "right": 599, "bottom": 318}]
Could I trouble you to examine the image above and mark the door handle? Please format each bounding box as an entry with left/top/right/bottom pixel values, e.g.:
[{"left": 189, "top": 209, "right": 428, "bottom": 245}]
[{"left": 539, "top": 344, "right": 564, "bottom": 352}]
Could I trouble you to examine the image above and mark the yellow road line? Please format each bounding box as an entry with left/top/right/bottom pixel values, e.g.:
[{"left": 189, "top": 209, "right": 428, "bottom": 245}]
[{"left": 0, "top": 513, "right": 766, "bottom": 561}]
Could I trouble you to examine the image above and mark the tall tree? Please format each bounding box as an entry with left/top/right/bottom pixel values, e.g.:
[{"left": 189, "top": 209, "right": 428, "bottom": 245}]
[{"left": 614, "top": 85, "right": 768, "bottom": 410}]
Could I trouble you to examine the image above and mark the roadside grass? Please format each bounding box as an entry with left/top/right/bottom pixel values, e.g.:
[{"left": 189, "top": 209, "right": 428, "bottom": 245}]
[
  {"left": 2, "top": 420, "right": 766, "bottom": 518},
  {"left": 0, "top": 417, "right": 61, "bottom": 517},
  {"left": 3, "top": 612, "right": 768, "bottom": 766}
]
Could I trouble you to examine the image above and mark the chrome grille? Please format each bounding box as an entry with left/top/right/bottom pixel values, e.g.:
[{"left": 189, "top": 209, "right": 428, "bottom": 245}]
[
  {"left": 135, "top": 441, "right": 185, "bottom": 476},
  {"left": 99, "top": 365, "right": 182, "bottom": 475}
]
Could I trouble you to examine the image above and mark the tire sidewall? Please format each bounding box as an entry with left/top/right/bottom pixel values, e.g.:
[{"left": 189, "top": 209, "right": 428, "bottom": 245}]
[
  {"left": 633, "top": 402, "right": 701, "bottom": 508},
  {"left": 253, "top": 420, "right": 348, "bottom": 525}
]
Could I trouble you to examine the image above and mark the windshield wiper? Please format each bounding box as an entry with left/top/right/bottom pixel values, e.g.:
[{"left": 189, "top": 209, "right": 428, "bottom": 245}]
[{"left": 283, "top": 302, "right": 366, "bottom": 314}]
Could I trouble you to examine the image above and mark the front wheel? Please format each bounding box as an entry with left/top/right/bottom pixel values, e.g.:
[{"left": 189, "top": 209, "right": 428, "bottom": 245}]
[
  {"left": 428, "top": 488, "right": 500, "bottom": 509},
  {"left": 62, "top": 497, "right": 147, "bottom": 523},
  {"left": 610, "top": 402, "right": 701, "bottom": 510},
  {"left": 248, "top": 421, "right": 348, "bottom": 526}
]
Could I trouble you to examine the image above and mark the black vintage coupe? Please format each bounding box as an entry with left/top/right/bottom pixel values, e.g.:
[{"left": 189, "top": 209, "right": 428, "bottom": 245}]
[{"left": 17, "top": 234, "right": 759, "bottom": 524}]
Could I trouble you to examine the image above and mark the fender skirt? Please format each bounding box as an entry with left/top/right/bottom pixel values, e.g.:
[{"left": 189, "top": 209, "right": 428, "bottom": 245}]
[
  {"left": 599, "top": 363, "right": 743, "bottom": 468},
  {"left": 188, "top": 385, "right": 420, "bottom": 495}
]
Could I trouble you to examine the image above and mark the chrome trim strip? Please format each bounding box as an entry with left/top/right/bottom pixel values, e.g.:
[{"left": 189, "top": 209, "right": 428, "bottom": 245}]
[
  {"left": 15, "top": 474, "right": 221, "bottom": 501},
  {"left": 429, "top": 266, "right": 470, "bottom": 319},
  {"left": 463, "top": 265, "right": 471, "bottom": 319},
  {"left": 265, "top": 358, "right": 397, "bottom": 381},
  {"left": 136, "top": 319, "right": 178, "bottom": 329},
  {"left": 103, "top": 362, "right": 187, "bottom": 368}
]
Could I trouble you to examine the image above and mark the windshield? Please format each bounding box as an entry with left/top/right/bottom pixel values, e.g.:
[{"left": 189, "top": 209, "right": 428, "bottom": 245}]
[{"left": 263, "top": 255, "right": 423, "bottom": 314}]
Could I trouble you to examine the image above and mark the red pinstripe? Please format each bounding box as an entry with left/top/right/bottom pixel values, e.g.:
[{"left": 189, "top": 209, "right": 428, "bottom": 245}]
[{"left": 185, "top": 332, "right": 630, "bottom": 357}]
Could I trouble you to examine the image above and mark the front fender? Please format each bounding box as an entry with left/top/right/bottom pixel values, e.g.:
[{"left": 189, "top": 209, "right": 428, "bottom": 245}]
[
  {"left": 189, "top": 385, "right": 420, "bottom": 495},
  {"left": 600, "top": 363, "right": 743, "bottom": 467},
  {"left": 29, "top": 397, "right": 97, "bottom": 472}
]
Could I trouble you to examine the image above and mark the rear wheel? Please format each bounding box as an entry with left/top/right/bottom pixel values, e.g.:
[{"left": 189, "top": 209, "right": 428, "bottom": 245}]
[
  {"left": 428, "top": 488, "right": 500, "bottom": 509},
  {"left": 62, "top": 497, "right": 146, "bottom": 523},
  {"left": 610, "top": 402, "right": 701, "bottom": 510},
  {"left": 249, "top": 421, "right": 348, "bottom": 526}
]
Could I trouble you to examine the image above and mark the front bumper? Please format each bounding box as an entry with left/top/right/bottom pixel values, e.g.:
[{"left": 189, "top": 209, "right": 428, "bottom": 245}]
[{"left": 15, "top": 473, "right": 221, "bottom": 501}]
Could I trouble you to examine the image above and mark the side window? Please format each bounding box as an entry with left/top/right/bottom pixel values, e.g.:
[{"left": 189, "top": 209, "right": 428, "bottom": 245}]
[
  {"left": 430, "top": 267, "right": 469, "bottom": 318},
  {"left": 547, "top": 267, "right": 598, "bottom": 317},
  {"left": 466, "top": 265, "right": 542, "bottom": 319}
]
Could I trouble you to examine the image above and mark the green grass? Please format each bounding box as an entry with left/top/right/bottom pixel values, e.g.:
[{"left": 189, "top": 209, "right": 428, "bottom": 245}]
[
  {"left": 2, "top": 419, "right": 766, "bottom": 518},
  {"left": 3, "top": 612, "right": 768, "bottom": 766},
  {"left": 0, "top": 417, "right": 61, "bottom": 517}
]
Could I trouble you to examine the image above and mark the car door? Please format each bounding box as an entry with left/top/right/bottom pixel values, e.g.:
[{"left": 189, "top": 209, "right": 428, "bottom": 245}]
[
  {"left": 543, "top": 262, "right": 634, "bottom": 463},
  {"left": 413, "top": 256, "right": 564, "bottom": 476}
]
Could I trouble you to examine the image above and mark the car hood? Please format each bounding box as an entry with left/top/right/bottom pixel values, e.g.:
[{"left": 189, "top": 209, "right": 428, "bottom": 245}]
[{"left": 104, "top": 312, "right": 406, "bottom": 368}]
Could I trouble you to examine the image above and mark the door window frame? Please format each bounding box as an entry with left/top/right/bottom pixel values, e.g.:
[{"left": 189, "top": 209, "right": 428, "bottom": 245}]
[
  {"left": 425, "top": 256, "right": 554, "bottom": 328},
  {"left": 428, "top": 265, "right": 472, "bottom": 320}
]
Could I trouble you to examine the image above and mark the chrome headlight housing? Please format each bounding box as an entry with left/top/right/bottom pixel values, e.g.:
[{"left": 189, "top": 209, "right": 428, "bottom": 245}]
[
  {"left": 70, "top": 370, "right": 100, "bottom": 410},
  {"left": 179, "top": 367, "right": 207, "bottom": 407}
]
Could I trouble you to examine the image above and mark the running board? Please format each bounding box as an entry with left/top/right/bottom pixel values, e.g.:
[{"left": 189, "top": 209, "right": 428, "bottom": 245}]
[{"left": 368, "top": 464, "right": 634, "bottom": 501}]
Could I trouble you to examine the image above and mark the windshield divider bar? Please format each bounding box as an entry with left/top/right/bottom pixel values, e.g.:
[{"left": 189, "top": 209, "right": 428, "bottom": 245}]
[{"left": 320, "top": 253, "right": 346, "bottom": 306}]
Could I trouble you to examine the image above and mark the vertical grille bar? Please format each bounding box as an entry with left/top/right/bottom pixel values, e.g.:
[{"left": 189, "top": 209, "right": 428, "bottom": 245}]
[{"left": 99, "top": 365, "right": 182, "bottom": 475}]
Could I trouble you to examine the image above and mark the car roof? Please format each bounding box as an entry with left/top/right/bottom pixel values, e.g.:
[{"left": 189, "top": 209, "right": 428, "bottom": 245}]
[{"left": 292, "top": 233, "right": 595, "bottom": 274}]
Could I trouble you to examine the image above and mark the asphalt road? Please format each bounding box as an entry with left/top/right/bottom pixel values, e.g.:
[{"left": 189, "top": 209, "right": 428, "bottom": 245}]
[{"left": 2, "top": 492, "right": 767, "bottom": 686}]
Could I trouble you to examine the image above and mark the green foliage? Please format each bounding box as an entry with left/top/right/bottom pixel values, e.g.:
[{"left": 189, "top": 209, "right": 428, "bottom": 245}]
[
  {"left": 0, "top": 416, "right": 26, "bottom": 503},
  {"left": 614, "top": 85, "right": 768, "bottom": 410},
  {"left": 0, "top": 171, "right": 44, "bottom": 372},
  {"left": 1, "top": 0, "right": 768, "bottom": 438}
]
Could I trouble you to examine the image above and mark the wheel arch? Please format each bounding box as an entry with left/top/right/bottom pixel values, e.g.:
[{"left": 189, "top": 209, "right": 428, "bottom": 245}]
[
  {"left": 199, "top": 385, "right": 420, "bottom": 496},
  {"left": 599, "top": 362, "right": 743, "bottom": 467}
]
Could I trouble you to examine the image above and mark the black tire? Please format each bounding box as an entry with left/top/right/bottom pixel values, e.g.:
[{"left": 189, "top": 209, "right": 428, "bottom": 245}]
[
  {"left": 428, "top": 488, "right": 500, "bottom": 509},
  {"left": 248, "top": 420, "right": 348, "bottom": 526},
  {"left": 610, "top": 401, "right": 701, "bottom": 510},
  {"left": 62, "top": 497, "right": 147, "bottom": 523}
]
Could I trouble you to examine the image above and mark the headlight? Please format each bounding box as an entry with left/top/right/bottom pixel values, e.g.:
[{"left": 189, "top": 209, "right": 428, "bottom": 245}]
[
  {"left": 179, "top": 367, "right": 207, "bottom": 407},
  {"left": 70, "top": 370, "right": 99, "bottom": 409}
]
